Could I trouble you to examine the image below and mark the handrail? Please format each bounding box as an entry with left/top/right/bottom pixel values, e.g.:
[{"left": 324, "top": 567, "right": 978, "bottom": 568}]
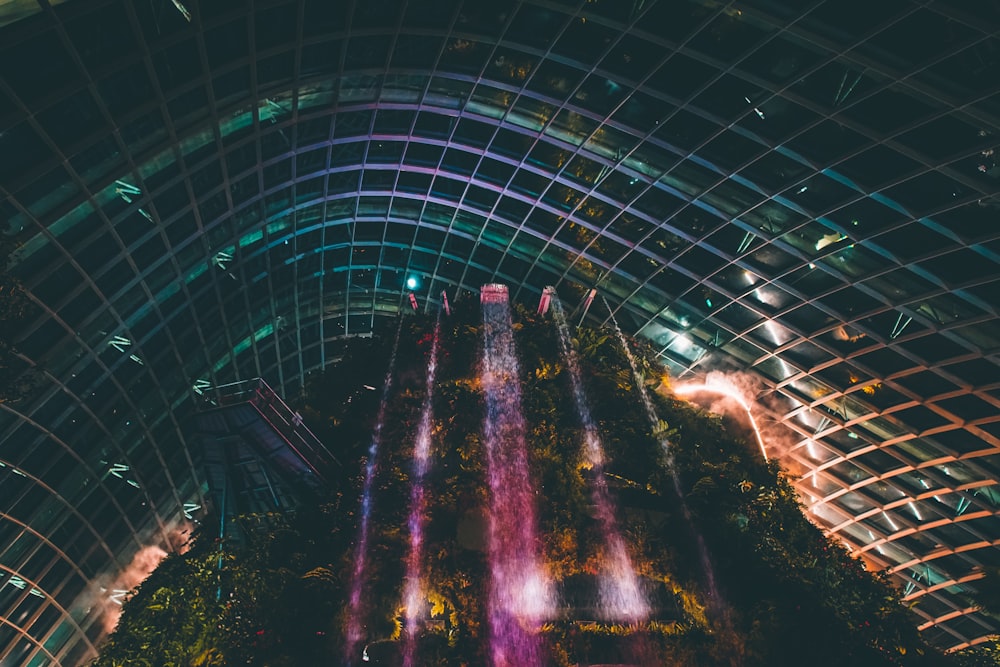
[{"left": 209, "top": 378, "right": 341, "bottom": 478}]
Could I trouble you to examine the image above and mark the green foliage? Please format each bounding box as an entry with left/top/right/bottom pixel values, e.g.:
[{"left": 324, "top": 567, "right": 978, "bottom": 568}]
[
  {"left": 92, "top": 503, "right": 350, "bottom": 667},
  {"left": 953, "top": 640, "right": 1000, "bottom": 667},
  {"left": 96, "top": 304, "right": 963, "bottom": 666}
]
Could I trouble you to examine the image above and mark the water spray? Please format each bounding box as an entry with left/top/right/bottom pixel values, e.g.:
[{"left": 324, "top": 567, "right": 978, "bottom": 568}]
[
  {"left": 344, "top": 319, "right": 404, "bottom": 665},
  {"left": 602, "top": 298, "right": 728, "bottom": 619},
  {"left": 400, "top": 312, "right": 442, "bottom": 667},
  {"left": 550, "top": 292, "right": 649, "bottom": 622},
  {"left": 480, "top": 283, "right": 554, "bottom": 667}
]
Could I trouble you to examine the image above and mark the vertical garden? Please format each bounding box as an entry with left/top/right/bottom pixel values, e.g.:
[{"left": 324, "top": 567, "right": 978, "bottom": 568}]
[{"left": 92, "top": 291, "right": 974, "bottom": 666}]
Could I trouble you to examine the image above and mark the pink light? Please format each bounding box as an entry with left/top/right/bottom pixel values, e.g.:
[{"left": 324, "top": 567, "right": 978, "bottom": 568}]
[
  {"left": 344, "top": 325, "right": 402, "bottom": 663},
  {"left": 400, "top": 317, "right": 441, "bottom": 667},
  {"left": 481, "top": 283, "right": 508, "bottom": 304},
  {"left": 480, "top": 284, "right": 554, "bottom": 666},
  {"left": 537, "top": 286, "right": 554, "bottom": 315},
  {"left": 673, "top": 378, "right": 769, "bottom": 462}
]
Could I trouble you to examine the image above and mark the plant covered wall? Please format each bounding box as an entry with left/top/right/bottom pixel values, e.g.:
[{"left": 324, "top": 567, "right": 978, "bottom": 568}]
[{"left": 92, "top": 295, "right": 986, "bottom": 667}]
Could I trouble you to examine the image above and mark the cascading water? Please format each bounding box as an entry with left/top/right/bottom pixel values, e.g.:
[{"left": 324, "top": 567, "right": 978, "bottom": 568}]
[
  {"left": 400, "top": 313, "right": 442, "bottom": 667},
  {"left": 603, "top": 300, "right": 725, "bottom": 612},
  {"left": 549, "top": 293, "right": 649, "bottom": 623},
  {"left": 344, "top": 321, "right": 403, "bottom": 665},
  {"left": 480, "top": 284, "right": 555, "bottom": 667}
]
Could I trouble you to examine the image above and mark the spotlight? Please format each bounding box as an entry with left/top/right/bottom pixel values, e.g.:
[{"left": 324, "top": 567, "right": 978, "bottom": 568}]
[
  {"left": 537, "top": 286, "right": 554, "bottom": 315},
  {"left": 406, "top": 276, "right": 418, "bottom": 290}
]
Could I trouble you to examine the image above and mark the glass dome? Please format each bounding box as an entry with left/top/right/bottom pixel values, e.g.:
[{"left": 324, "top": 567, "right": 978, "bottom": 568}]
[{"left": 1, "top": 0, "right": 998, "bottom": 663}]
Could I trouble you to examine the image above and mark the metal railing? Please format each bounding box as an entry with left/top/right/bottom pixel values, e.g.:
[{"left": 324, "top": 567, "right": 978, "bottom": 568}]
[{"left": 212, "top": 378, "right": 340, "bottom": 480}]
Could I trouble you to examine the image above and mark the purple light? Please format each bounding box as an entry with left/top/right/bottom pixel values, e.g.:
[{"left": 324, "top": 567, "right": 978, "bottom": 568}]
[
  {"left": 480, "top": 284, "right": 554, "bottom": 666},
  {"left": 400, "top": 315, "right": 442, "bottom": 667},
  {"left": 344, "top": 323, "right": 403, "bottom": 665},
  {"left": 441, "top": 290, "right": 451, "bottom": 316},
  {"left": 480, "top": 283, "right": 508, "bottom": 304}
]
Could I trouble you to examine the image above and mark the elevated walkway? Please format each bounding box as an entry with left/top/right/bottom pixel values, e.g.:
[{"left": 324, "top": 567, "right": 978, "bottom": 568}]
[{"left": 188, "top": 378, "right": 339, "bottom": 539}]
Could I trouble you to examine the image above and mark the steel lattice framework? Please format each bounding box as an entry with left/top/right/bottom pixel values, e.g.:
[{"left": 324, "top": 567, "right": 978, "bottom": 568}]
[{"left": 0, "top": 0, "right": 999, "bottom": 663}]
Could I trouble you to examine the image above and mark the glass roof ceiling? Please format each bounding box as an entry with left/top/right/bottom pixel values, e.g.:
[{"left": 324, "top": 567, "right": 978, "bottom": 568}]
[{"left": 1, "top": 0, "right": 999, "bottom": 663}]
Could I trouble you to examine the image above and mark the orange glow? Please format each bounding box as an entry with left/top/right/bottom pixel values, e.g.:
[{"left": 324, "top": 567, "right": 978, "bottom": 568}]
[{"left": 673, "top": 378, "right": 768, "bottom": 462}]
